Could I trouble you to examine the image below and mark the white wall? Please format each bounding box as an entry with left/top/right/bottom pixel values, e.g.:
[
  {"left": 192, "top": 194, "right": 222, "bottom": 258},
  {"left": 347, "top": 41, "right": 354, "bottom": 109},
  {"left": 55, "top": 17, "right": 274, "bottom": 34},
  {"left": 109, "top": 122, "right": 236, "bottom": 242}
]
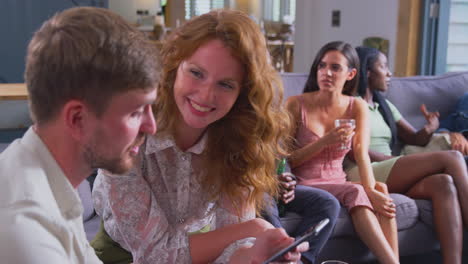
[
  {"left": 109, "top": 0, "right": 135, "bottom": 23},
  {"left": 136, "top": 0, "right": 159, "bottom": 15},
  {"left": 109, "top": 0, "right": 160, "bottom": 24},
  {"left": 294, "top": 0, "right": 399, "bottom": 73}
]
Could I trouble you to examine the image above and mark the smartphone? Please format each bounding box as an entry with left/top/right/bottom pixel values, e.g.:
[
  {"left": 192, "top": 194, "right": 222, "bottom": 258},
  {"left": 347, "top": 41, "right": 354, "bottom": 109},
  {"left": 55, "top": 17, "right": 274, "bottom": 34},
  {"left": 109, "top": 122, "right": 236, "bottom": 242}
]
[{"left": 262, "top": 218, "right": 330, "bottom": 264}]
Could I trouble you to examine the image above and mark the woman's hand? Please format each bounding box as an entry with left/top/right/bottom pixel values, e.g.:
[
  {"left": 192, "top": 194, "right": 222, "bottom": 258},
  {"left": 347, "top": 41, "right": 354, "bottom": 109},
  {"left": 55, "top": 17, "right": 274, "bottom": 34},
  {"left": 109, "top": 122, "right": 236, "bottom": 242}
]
[
  {"left": 278, "top": 172, "right": 296, "bottom": 204},
  {"left": 270, "top": 240, "right": 309, "bottom": 264},
  {"left": 229, "top": 228, "right": 308, "bottom": 264},
  {"left": 420, "top": 104, "right": 440, "bottom": 133},
  {"left": 234, "top": 228, "right": 308, "bottom": 264},
  {"left": 365, "top": 185, "right": 396, "bottom": 218},
  {"left": 322, "top": 126, "right": 355, "bottom": 147},
  {"left": 244, "top": 218, "right": 276, "bottom": 238}
]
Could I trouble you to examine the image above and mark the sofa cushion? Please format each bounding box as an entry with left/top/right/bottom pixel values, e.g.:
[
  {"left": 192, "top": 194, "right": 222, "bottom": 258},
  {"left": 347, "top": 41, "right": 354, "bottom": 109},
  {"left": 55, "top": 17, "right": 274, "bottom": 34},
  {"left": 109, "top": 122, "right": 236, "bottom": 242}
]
[
  {"left": 392, "top": 193, "right": 419, "bottom": 230},
  {"left": 415, "top": 199, "right": 434, "bottom": 227}
]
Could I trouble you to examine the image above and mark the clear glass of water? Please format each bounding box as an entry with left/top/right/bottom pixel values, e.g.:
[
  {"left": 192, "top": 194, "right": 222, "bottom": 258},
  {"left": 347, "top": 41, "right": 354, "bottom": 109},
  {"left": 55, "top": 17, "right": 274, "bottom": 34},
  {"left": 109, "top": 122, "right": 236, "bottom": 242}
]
[{"left": 334, "top": 119, "right": 356, "bottom": 150}]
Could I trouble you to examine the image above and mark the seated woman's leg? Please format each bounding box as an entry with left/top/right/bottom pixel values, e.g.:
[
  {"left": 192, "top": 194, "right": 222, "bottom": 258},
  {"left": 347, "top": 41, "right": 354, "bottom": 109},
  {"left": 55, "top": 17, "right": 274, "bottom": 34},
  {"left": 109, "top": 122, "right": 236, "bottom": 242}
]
[
  {"left": 286, "top": 185, "right": 340, "bottom": 263},
  {"left": 405, "top": 174, "right": 462, "bottom": 264},
  {"left": 350, "top": 206, "right": 398, "bottom": 264},
  {"left": 374, "top": 182, "right": 398, "bottom": 257},
  {"left": 386, "top": 151, "right": 468, "bottom": 227}
]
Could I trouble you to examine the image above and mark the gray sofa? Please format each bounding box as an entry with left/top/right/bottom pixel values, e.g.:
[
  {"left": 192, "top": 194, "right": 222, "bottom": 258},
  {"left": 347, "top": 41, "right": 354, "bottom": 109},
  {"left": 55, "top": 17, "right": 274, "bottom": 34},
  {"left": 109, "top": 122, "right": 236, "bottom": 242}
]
[
  {"left": 74, "top": 71, "right": 468, "bottom": 263},
  {"left": 279, "top": 71, "right": 468, "bottom": 263},
  {"left": 79, "top": 179, "right": 102, "bottom": 241}
]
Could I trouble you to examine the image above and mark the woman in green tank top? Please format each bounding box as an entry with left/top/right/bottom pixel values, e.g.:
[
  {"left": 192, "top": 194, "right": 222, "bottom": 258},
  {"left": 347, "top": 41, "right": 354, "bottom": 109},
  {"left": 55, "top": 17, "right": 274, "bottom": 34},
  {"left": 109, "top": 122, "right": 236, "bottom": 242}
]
[{"left": 347, "top": 46, "right": 468, "bottom": 264}]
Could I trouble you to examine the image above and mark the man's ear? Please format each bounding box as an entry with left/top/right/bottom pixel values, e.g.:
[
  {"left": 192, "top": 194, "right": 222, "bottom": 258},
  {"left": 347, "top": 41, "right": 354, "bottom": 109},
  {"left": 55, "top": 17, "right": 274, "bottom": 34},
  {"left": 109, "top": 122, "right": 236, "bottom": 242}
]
[
  {"left": 347, "top": 68, "right": 357, "bottom": 80},
  {"left": 61, "top": 100, "right": 89, "bottom": 140}
]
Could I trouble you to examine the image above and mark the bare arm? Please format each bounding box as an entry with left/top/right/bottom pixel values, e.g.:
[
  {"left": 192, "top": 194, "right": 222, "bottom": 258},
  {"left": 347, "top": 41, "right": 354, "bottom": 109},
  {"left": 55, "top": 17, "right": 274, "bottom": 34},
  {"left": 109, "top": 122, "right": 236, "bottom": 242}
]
[
  {"left": 397, "top": 104, "right": 439, "bottom": 146},
  {"left": 352, "top": 98, "right": 376, "bottom": 189},
  {"left": 397, "top": 118, "right": 432, "bottom": 146},
  {"left": 189, "top": 218, "right": 274, "bottom": 264},
  {"left": 228, "top": 228, "right": 308, "bottom": 264},
  {"left": 352, "top": 98, "right": 395, "bottom": 218},
  {"left": 207, "top": 197, "right": 307, "bottom": 264}
]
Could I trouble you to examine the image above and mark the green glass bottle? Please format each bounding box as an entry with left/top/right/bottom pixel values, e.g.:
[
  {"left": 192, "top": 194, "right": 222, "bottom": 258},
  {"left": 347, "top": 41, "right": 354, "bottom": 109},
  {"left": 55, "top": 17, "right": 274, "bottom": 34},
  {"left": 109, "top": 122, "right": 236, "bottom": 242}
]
[
  {"left": 276, "top": 157, "right": 287, "bottom": 175},
  {"left": 276, "top": 158, "right": 287, "bottom": 217}
]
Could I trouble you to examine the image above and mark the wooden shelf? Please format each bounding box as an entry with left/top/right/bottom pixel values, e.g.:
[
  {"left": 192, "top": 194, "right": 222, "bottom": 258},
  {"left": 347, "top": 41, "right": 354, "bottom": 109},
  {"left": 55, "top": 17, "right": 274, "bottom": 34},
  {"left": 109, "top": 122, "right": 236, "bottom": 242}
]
[{"left": 0, "top": 83, "right": 28, "bottom": 100}]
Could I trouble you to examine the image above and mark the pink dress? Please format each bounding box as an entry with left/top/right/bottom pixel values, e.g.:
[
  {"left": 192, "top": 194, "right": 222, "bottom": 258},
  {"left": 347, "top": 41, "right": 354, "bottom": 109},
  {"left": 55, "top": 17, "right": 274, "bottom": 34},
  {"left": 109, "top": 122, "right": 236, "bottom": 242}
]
[{"left": 292, "top": 96, "right": 373, "bottom": 211}]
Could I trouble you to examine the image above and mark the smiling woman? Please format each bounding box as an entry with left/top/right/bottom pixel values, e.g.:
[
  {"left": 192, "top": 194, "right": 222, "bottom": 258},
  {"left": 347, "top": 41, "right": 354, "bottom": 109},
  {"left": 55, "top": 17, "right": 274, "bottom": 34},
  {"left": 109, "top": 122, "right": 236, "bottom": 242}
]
[
  {"left": 172, "top": 39, "right": 243, "bottom": 134},
  {"left": 91, "top": 9, "right": 308, "bottom": 264}
]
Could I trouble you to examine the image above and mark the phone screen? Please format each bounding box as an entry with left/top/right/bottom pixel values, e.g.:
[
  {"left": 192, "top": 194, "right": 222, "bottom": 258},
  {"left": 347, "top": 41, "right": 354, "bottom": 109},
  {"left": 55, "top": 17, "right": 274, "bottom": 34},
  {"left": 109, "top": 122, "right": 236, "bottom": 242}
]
[{"left": 262, "top": 218, "right": 330, "bottom": 264}]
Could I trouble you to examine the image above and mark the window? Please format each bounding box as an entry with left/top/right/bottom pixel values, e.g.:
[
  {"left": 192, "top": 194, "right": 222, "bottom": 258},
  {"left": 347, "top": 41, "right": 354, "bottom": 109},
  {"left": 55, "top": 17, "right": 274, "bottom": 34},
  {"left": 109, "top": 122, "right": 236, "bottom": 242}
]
[
  {"left": 419, "top": 0, "right": 449, "bottom": 75},
  {"left": 185, "top": 0, "right": 228, "bottom": 20},
  {"left": 262, "top": 0, "right": 295, "bottom": 23},
  {"left": 446, "top": 0, "right": 468, "bottom": 71},
  {"left": 420, "top": 0, "right": 468, "bottom": 74}
]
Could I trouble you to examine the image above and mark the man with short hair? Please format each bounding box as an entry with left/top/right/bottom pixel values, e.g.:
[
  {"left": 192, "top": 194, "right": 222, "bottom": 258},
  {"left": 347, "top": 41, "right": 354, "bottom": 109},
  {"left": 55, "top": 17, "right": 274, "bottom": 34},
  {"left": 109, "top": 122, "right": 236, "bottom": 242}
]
[{"left": 0, "top": 7, "right": 159, "bottom": 263}]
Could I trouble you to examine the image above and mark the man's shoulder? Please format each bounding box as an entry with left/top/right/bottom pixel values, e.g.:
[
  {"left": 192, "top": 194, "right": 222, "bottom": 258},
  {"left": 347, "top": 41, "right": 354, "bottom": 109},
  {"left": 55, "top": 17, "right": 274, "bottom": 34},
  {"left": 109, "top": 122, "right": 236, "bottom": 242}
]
[
  {"left": 0, "top": 208, "right": 62, "bottom": 263},
  {"left": 0, "top": 203, "right": 101, "bottom": 264},
  {"left": 0, "top": 140, "right": 54, "bottom": 207},
  {"left": 0, "top": 137, "right": 22, "bottom": 161},
  {"left": 0, "top": 136, "right": 34, "bottom": 170}
]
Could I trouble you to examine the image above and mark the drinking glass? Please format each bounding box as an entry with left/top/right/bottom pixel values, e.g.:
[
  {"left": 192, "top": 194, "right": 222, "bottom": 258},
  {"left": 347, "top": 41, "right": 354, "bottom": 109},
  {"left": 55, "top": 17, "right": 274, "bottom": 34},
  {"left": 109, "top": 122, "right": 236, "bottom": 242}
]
[
  {"left": 334, "top": 119, "right": 356, "bottom": 150},
  {"left": 321, "top": 260, "right": 349, "bottom": 264}
]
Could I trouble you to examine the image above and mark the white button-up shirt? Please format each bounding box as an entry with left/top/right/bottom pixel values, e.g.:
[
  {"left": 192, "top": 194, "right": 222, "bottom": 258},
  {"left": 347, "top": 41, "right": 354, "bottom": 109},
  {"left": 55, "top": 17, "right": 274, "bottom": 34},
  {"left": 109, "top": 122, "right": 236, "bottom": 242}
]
[{"left": 0, "top": 127, "right": 102, "bottom": 264}]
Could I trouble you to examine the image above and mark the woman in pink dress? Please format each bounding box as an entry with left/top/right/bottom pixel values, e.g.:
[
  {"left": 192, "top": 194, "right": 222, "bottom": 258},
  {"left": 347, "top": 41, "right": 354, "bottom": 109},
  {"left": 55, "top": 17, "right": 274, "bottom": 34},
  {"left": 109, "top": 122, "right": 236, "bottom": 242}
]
[{"left": 286, "top": 41, "right": 399, "bottom": 264}]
